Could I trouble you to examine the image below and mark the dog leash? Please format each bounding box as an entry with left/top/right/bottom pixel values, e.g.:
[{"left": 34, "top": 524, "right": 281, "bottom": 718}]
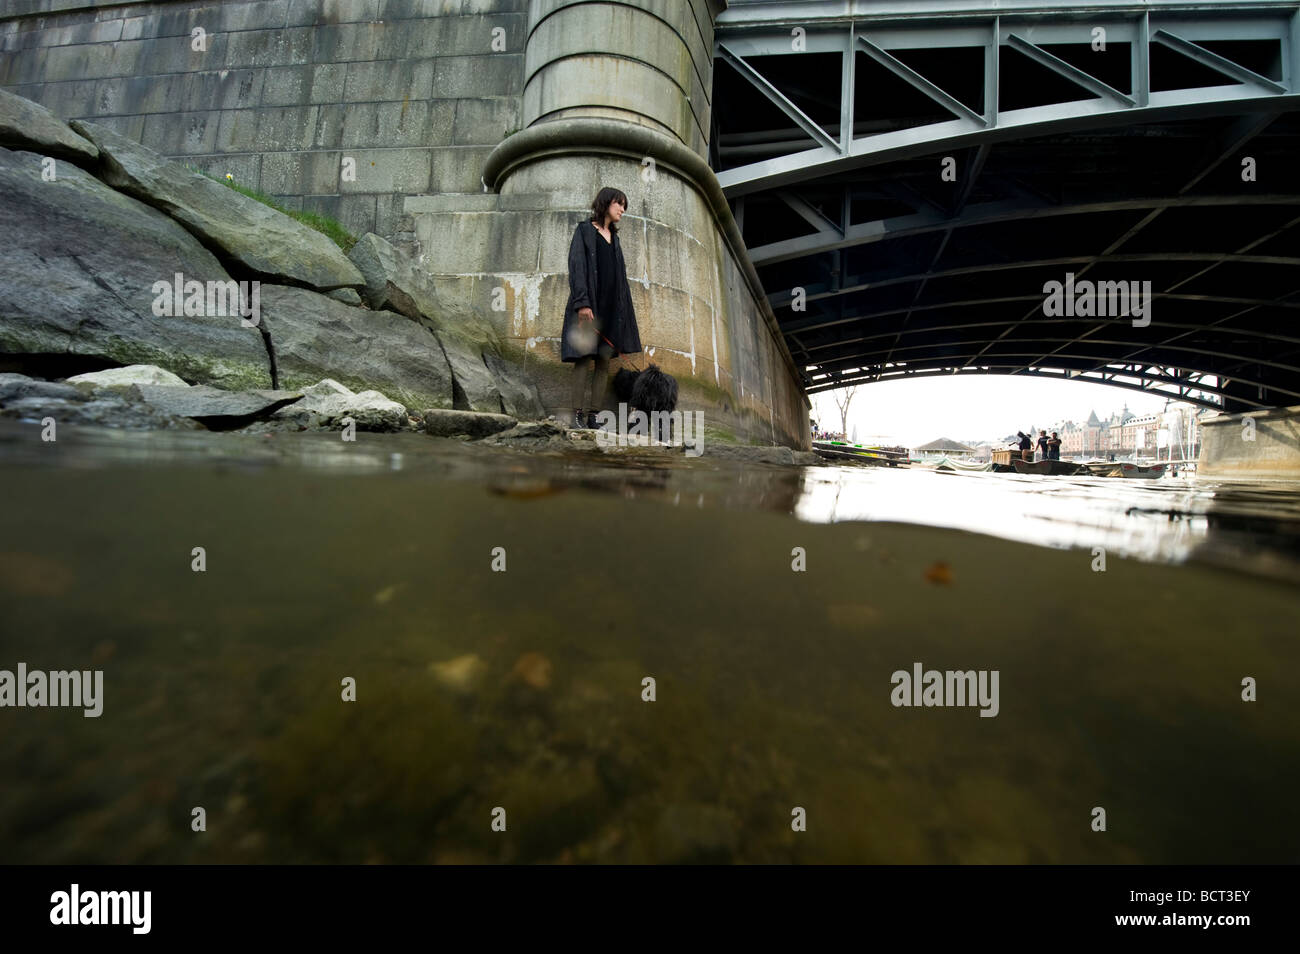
[{"left": 582, "top": 315, "right": 644, "bottom": 372}]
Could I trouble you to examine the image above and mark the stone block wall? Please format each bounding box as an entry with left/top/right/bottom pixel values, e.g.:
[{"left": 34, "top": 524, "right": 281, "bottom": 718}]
[{"left": 0, "top": 0, "right": 528, "bottom": 243}]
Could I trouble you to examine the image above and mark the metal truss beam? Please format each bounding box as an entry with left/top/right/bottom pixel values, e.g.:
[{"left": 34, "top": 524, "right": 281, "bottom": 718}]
[
  {"left": 768, "top": 252, "right": 1300, "bottom": 312},
  {"left": 1005, "top": 33, "right": 1134, "bottom": 106},
  {"left": 783, "top": 291, "right": 1300, "bottom": 339},
  {"left": 783, "top": 316, "right": 1300, "bottom": 355},
  {"left": 855, "top": 34, "right": 988, "bottom": 125},
  {"left": 1151, "top": 29, "right": 1287, "bottom": 93},
  {"left": 750, "top": 192, "right": 1300, "bottom": 266},
  {"left": 805, "top": 339, "right": 1300, "bottom": 384},
  {"left": 715, "top": 9, "right": 1300, "bottom": 195},
  {"left": 805, "top": 361, "right": 1268, "bottom": 410},
  {"left": 715, "top": 42, "right": 841, "bottom": 154},
  {"left": 718, "top": 2, "right": 1300, "bottom": 28}
]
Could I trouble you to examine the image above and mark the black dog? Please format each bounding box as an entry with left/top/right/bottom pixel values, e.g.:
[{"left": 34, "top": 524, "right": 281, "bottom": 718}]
[
  {"left": 612, "top": 364, "right": 678, "bottom": 443},
  {"left": 612, "top": 367, "right": 639, "bottom": 406}
]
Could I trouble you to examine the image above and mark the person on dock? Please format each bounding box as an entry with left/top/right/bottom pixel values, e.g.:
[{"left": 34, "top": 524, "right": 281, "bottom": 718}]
[
  {"left": 561, "top": 187, "right": 643, "bottom": 429},
  {"left": 1016, "top": 431, "right": 1033, "bottom": 461},
  {"left": 1036, "top": 430, "right": 1050, "bottom": 461},
  {"left": 1047, "top": 432, "right": 1062, "bottom": 460}
]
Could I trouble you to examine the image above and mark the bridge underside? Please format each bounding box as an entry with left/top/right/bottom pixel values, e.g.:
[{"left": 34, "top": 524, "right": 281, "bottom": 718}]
[{"left": 713, "top": 2, "right": 1300, "bottom": 412}]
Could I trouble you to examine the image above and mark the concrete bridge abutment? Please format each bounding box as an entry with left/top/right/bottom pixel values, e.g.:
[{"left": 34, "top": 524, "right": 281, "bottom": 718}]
[{"left": 406, "top": 0, "right": 810, "bottom": 448}]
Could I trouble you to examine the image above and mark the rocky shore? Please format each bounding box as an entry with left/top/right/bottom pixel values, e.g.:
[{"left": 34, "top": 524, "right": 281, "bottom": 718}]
[
  {"left": 1, "top": 87, "right": 541, "bottom": 418},
  {"left": 0, "top": 87, "right": 826, "bottom": 467},
  {"left": 0, "top": 87, "right": 829, "bottom": 467},
  {"left": 0, "top": 363, "right": 825, "bottom": 466}
]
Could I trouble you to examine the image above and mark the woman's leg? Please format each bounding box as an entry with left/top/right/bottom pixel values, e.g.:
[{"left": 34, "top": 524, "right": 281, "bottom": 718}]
[
  {"left": 589, "top": 352, "right": 611, "bottom": 411},
  {"left": 571, "top": 357, "right": 592, "bottom": 420}
]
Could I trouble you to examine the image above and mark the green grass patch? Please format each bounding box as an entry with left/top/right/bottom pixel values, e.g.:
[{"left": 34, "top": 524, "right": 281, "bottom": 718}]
[
  {"left": 703, "top": 423, "right": 738, "bottom": 444},
  {"left": 186, "top": 166, "right": 358, "bottom": 254}
]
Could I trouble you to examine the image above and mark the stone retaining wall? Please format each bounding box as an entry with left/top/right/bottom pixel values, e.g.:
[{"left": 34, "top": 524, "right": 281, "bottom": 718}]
[
  {"left": 1198, "top": 405, "right": 1300, "bottom": 480},
  {"left": 1, "top": 0, "right": 527, "bottom": 243}
]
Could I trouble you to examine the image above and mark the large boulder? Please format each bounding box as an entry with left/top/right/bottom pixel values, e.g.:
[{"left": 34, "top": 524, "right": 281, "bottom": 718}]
[
  {"left": 478, "top": 419, "right": 597, "bottom": 452},
  {"left": 66, "top": 365, "right": 189, "bottom": 389},
  {"left": 437, "top": 333, "right": 506, "bottom": 414},
  {"left": 0, "top": 147, "right": 272, "bottom": 390},
  {"left": 422, "top": 408, "right": 517, "bottom": 439},
  {"left": 0, "top": 395, "right": 196, "bottom": 430},
  {"left": 484, "top": 350, "right": 546, "bottom": 419},
  {"left": 275, "top": 378, "right": 408, "bottom": 431},
  {"left": 348, "top": 232, "right": 447, "bottom": 321},
  {"left": 348, "top": 232, "right": 545, "bottom": 416},
  {"left": 128, "top": 384, "right": 302, "bottom": 424},
  {"left": 69, "top": 120, "right": 364, "bottom": 292},
  {"left": 0, "top": 373, "right": 84, "bottom": 403},
  {"left": 0, "top": 373, "right": 198, "bottom": 430},
  {"left": 258, "top": 285, "right": 455, "bottom": 412},
  {"left": 0, "top": 88, "right": 98, "bottom": 163}
]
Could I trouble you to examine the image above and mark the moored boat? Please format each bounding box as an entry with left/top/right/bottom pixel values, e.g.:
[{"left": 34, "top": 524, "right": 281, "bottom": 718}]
[
  {"left": 1083, "top": 461, "right": 1122, "bottom": 477},
  {"left": 1010, "top": 458, "right": 1090, "bottom": 476},
  {"left": 933, "top": 456, "right": 995, "bottom": 472},
  {"left": 1116, "top": 462, "right": 1167, "bottom": 479}
]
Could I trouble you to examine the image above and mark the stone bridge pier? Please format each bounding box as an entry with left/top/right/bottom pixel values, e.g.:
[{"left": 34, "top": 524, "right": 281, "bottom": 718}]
[{"left": 406, "top": 0, "right": 810, "bottom": 448}]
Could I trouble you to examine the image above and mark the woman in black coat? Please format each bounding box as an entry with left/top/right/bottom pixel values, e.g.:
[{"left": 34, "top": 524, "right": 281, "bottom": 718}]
[{"left": 561, "top": 186, "right": 643, "bottom": 428}]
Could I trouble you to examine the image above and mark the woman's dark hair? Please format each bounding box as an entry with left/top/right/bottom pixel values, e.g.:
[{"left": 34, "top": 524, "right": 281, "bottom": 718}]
[{"left": 590, "top": 187, "right": 629, "bottom": 234}]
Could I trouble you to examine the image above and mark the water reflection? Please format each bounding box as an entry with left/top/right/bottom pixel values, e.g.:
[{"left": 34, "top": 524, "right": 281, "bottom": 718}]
[
  {"left": 3, "top": 421, "right": 1298, "bottom": 581},
  {"left": 794, "top": 467, "right": 1300, "bottom": 576}
]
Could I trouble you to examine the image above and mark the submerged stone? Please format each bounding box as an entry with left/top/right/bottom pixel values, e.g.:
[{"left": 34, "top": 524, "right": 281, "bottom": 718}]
[
  {"left": 429, "top": 654, "right": 487, "bottom": 694},
  {"left": 510, "top": 652, "right": 553, "bottom": 690}
]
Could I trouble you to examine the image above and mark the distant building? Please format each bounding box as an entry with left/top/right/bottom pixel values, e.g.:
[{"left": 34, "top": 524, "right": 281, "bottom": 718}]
[
  {"left": 1048, "top": 405, "right": 1134, "bottom": 458},
  {"left": 914, "top": 437, "right": 977, "bottom": 460},
  {"left": 1121, "top": 413, "right": 1160, "bottom": 458}
]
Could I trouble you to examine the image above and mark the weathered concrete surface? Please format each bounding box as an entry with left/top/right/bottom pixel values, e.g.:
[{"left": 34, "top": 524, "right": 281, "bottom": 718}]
[
  {"left": 0, "top": 146, "right": 271, "bottom": 390},
  {"left": 1199, "top": 405, "right": 1300, "bottom": 479},
  {"left": 521, "top": 0, "right": 719, "bottom": 159}
]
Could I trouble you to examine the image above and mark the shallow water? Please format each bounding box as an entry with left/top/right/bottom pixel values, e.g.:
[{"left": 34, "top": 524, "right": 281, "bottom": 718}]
[{"left": 0, "top": 421, "right": 1297, "bottom": 863}]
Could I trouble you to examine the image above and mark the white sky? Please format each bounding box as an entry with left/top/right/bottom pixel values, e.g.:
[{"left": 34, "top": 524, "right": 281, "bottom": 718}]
[{"left": 808, "top": 375, "right": 1184, "bottom": 447}]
